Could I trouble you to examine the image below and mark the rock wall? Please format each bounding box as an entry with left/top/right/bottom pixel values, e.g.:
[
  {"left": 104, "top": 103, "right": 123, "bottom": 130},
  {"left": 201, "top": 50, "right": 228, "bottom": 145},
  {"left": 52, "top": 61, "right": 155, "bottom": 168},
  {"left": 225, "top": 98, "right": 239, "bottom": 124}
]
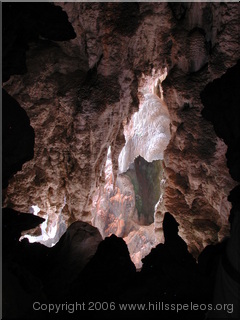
[
  {"left": 3, "top": 2, "right": 140, "bottom": 227},
  {"left": 92, "top": 149, "right": 160, "bottom": 268},
  {"left": 118, "top": 93, "right": 171, "bottom": 173},
  {"left": 3, "top": 2, "right": 239, "bottom": 260},
  {"left": 156, "top": 2, "right": 239, "bottom": 256}
]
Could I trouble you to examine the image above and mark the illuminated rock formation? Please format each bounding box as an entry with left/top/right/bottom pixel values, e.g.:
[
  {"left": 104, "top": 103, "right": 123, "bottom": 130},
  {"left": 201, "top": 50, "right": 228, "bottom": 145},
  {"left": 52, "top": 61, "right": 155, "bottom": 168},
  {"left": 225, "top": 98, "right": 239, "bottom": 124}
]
[
  {"left": 2, "top": 3, "right": 240, "bottom": 319},
  {"left": 3, "top": 2, "right": 239, "bottom": 265},
  {"left": 118, "top": 93, "right": 171, "bottom": 174}
]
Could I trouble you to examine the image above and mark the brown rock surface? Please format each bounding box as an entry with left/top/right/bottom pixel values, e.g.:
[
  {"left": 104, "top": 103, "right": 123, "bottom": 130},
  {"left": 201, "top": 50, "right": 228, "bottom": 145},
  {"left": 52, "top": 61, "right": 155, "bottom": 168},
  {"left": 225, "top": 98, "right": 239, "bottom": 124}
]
[{"left": 3, "top": 2, "right": 239, "bottom": 262}]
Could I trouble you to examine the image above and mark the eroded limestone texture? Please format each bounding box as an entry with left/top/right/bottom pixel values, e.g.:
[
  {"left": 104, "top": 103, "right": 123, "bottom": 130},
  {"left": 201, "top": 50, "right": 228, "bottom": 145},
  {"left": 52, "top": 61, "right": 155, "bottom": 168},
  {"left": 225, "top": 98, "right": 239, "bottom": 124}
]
[
  {"left": 3, "top": 2, "right": 239, "bottom": 262},
  {"left": 118, "top": 93, "right": 171, "bottom": 173},
  {"left": 92, "top": 148, "right": 161, "bottom": 268}
]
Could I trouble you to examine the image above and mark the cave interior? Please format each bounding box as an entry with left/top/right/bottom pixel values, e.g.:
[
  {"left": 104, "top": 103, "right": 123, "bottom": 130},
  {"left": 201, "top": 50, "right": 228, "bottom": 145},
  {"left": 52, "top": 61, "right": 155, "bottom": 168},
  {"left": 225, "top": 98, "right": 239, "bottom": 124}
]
[{"left": 2, "top": 2, "right": 240, "bottom": 320}]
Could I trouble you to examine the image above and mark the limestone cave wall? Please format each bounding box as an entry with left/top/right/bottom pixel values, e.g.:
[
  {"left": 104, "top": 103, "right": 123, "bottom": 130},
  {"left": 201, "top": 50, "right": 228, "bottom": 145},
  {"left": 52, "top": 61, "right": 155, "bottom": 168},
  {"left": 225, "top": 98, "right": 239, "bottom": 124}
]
[{"left": 3, "top": 2, "right": 240, "bottom": 261}]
